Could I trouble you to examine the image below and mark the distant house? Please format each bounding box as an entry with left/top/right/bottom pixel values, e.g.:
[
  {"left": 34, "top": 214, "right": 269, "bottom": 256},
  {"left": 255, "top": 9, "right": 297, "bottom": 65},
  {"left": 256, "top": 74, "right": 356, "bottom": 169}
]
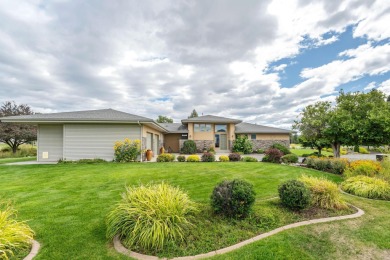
[{"left": 0, "top": 109, "right": 291, "bottom": 162}]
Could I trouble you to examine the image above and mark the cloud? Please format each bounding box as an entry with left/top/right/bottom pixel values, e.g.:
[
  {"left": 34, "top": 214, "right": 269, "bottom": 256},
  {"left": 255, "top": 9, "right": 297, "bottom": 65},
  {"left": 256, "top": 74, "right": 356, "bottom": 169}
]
[
  {"left": 377, "top": 79, "right": 390, "bottom": 95},
  {"left": 0, "top": 0, "right": 388, "bottom": 130}
]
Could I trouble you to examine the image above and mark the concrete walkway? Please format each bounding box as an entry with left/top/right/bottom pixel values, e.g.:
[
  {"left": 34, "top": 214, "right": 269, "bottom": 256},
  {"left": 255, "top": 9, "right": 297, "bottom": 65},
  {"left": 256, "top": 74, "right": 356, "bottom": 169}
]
[{"left": 4, "top": 161, "right": 57, "bottom": 165}]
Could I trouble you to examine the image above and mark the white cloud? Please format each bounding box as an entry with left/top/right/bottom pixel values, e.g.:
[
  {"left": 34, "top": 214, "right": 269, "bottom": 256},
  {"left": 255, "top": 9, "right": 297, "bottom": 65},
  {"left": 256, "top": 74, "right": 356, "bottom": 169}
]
[{"left": 377, "top": 79, "right": 390, "bottom": 95}]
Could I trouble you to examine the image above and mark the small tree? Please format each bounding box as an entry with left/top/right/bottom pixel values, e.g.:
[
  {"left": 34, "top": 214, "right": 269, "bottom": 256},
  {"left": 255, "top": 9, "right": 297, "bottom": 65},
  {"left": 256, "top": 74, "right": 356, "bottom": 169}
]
[
  {"left": 0, "top": 101, "right": 37, "bottom": 153},
  {"left": 188, "top": 109, "right": 198, "bottom": 118},
  {"left": 156, "top": 115, "right": 173, "bottom": 123},
  {"left": 232, "top": 135, "right": 253, "bottom": 154}
]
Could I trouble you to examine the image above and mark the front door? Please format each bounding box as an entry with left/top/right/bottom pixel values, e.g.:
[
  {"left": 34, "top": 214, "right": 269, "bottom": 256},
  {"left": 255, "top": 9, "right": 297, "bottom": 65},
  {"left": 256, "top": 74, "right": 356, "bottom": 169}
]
[
  {"left": 219, "top": 134, "right": 227, "bottom": 150},
  {"left": 215, "top": 134, "right": 227, "bottom": 150}
]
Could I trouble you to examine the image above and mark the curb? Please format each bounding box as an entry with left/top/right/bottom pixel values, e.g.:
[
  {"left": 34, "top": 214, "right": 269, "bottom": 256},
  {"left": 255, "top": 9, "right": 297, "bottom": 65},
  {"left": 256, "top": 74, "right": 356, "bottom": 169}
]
[
  {"left": 23, "top": 240, "right": 40, "bottom": 260},
  {"left": 113, "top": 204, "right": 364, "bottom": 260}
]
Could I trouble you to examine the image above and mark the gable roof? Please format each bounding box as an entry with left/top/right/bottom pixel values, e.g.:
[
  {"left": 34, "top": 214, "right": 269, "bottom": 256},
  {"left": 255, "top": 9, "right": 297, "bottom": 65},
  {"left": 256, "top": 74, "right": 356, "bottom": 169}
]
[
  {"left": 0, "top": 109, "right": 154, "bottom": 123},
  {"left": 182, "top": 115, "right": 242, "bottom": 124},
  {"left": 158, "top": 123, "right": 188, "bottom": 133},
  {"left": 235, "top": 122, "right": 291, "bottom": 134}
]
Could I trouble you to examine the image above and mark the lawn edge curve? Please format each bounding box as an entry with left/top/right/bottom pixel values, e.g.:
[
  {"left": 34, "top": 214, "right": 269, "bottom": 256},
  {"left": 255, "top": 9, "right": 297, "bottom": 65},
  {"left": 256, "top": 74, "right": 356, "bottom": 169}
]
[
  {"left": 23, "top": 240, "right": 40, "bottom": 260},
  {"left": 113, "top": 204, "right": 365, "bottom": 260}
]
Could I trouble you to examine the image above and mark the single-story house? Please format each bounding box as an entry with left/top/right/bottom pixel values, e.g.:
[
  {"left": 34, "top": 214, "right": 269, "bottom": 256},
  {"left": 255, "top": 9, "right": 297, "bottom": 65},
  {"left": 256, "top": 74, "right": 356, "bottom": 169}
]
[{"left": 0, "top": 109, "right": 291, "bottom": 162}]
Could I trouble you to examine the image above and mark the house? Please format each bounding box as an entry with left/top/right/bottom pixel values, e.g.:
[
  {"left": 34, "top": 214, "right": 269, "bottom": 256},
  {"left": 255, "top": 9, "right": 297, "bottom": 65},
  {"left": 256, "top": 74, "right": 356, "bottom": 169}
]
[{"left": 0, "top": 109, "right": 291, "bottom": 162}]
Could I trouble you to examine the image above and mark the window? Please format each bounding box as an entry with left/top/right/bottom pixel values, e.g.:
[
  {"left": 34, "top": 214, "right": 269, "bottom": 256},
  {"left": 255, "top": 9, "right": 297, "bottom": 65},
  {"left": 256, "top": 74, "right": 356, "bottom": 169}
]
[
  {"left": 194, "top": 124, "right": 212, "bottom": 132},
  {"left": 250, "top": 134, "right": 256, "bottom": 140},
  {"left": 215, "top": 124, "right": 227, "bottom": 132}
]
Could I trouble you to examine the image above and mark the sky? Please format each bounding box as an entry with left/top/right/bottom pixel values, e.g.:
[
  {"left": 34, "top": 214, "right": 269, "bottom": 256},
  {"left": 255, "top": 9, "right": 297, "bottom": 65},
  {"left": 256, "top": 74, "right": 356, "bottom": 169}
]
[{"left": 0, "top": 0, "right": 389, "bottom": 129}]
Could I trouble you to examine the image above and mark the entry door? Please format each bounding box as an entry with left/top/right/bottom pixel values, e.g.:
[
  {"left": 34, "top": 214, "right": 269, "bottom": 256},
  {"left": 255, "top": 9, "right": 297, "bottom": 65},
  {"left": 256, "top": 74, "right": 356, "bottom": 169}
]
[{"left": 220, "top": 134, "right": 227, "bottom": 150}]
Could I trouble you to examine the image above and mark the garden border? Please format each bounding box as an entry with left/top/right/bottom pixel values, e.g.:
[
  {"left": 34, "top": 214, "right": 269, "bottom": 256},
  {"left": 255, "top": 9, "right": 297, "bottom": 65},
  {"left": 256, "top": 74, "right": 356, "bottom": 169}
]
[
  {"left": 23, "top": 240, "right": 40, "bottom": 260},
  {"left": 113, "top": 204, "right": 364, "bottom": 260}
]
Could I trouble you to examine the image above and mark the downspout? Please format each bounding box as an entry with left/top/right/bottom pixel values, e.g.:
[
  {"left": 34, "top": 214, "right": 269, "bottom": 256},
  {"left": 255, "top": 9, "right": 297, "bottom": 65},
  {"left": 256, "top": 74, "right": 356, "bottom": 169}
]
[{"left": 138, "top": 121, "right": 143, "bottom": 162}]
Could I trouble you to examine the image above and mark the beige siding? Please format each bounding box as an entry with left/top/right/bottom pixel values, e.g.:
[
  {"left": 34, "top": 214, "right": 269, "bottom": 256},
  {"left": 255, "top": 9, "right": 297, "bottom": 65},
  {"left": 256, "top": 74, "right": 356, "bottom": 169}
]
[
  {"left": 256, "top": 134, "right": 290, "bottom": 140},
  {"left": 188, "top": 123, "right": 194, "bottom": 140},
  {"left": 38, "top": 124, "right": 63, "bottom": 162},
  {"left": 193, "top": 131, "right": 214, "bottom": 140},
  {"left": 63, "top": 124, "right": 141, "bottom": 161}
]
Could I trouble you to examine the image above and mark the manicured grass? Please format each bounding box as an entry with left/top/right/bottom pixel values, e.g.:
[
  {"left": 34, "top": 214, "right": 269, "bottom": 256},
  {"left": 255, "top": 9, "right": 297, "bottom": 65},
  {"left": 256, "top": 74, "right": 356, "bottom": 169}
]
[
  {"left": 291, "top": 148, "right": 333, "bottom": 157},
  {"left": 0, "top": 157, "right": 36, "bottom": 164},
  {"left": 0, "top": 163, "right": 388, "bottom": 259}
]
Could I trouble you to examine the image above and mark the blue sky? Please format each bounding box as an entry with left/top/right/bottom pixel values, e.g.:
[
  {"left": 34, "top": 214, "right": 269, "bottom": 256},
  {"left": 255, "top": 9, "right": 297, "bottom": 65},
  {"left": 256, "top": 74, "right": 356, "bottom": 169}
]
[{"left": 0, "top": 0, "right": 389, "bottom": 129}]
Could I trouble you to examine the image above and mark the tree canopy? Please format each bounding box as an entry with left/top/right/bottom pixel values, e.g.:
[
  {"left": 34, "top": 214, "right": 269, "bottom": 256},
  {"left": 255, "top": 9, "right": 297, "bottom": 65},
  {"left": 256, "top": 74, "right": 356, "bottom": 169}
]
[
  {"left": 0, "top": 101, "right": 37, "bottom": 153},
  {"left": 294, "top": 90, "right": 390, "bottom": 157},
  {"left": 156, "top": 115, "right": 173, "bottom": 123},
  {"left": 188, "top": 109, "right": 198, "bottom": 118}
]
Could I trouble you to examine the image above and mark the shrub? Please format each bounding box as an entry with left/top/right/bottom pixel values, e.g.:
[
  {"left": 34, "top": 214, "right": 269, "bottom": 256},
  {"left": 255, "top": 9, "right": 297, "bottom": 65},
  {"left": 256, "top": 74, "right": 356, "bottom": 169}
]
[
  {"left": 261, "top": 155, "right": 270, "bottom": 162},
  {"left": 242, "top": 156, "right": 258, "bottom": 162},
  {"left": 263, "top": 148, "right": 283, "bottom": 163},
  {"left": 211, "top": 179, "right": 256, "bottom": 219},
  {"left": 181, "top": 140, "right": 197, "bottom": 154},
  {"left": 232, "top": 136, "right": 253, "bottom": 154},
  {"left": 256, "top": 149, "right": 265, "bottom": 154},
  {"left": 201, "top": 152, "right": 215, "bottom": 162},
  {"left": 359, "top": 147, "right": 369, "bottom": 154},
  {"left": 113, "top": 138, "right": 141, "bottom": 162},
  {"left": 177, "top": 155, "right": 186, "bottom": 162},
  {"left": 340, "top": 148, "right": 348, "bottom": 155},
  {"left": 106, "top": 183, "right": 198, "bottom": 251},
  {"left": 380, "top": 159, "right": 390, "bottom": 181},
  {"left": 329, "top": 159, "right": 349, "bottom": 175},
  {"left": 219, "top": 155, "right": 229, "bottom": 162},
  {"left": 0, "top": 204, "right": 34, "bottom": 260},
  {"left": 156, "top": 153, "right": 175, "bottom": 162},
  {"left": 345, "top": 160, "right": 382, "bottom": 178},
  {"left": 278, "top": 180, "right": 311, "bottom": 210},
  {"left": 271, "top": 143, "right": 291, "bottom": 155},
  {"left": 228, "top": 153, "right": 241, "bottom": 162},
  {"left": 186, "top": 155, "right": 200, "bottom": 162},
  {"left": 312, "top": 158, "right": 331, "bottom": 172},
  {"left": 281, "top": 154, "right": 299, "bottom": 164},
  {"left": 299, "top": 175, "right": 347, "bottom": 209},
  {"left": 326, "top": 148, "right": 333, "bottom": 152},
  {"left": 341, "top": 176, "right": 390, "bottom": 200}
]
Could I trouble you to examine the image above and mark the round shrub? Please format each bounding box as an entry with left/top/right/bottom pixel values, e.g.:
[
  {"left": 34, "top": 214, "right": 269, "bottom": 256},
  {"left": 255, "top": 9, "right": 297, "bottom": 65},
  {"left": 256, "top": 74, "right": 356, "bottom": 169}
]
[
  {"left": 106, "top": 183, "right": 198, "bottom": 251},
  {"left": 242, "top": 156, "right": 258, "bottom": 162},
  {"left": 211, "top": 179, "right": 256, "bottom": 219},
  {"left": 177, "top": 155, "right": 186, "bottom": 162},
  {"left": 219, "top": 155, "right": 229, "bottom": 162},
  {"left": 201, "top": 152, "right": 215, "bottom": 162},
  {"left": 228, "top": 153, "right": 241, "bottom": 162},
  {"left": 156, "top": 153, "right": 175, "bottom": 162},
  {"left": 281, "top": 154, "right": 299, "bottom": 164},
  {"left": 181, "top": 140, "right": 197, "bottom": 154},
  {"left": 359, "top": 147, "right": 369, "bottom": 154},
  {"left": 341, "top": 176, "right": 390, "bottom": 200},
  {"left": 278, "top": 180, "right": 311, "bottom": 210},
  {"left": 271, "top": 143, "right": 291, "bottom": 155},
  {"left": 186, "top": 155, "right": 200, "bottom": 162},
  {"left": 263, "top": 148, "right": 283, "bottom": 163}
]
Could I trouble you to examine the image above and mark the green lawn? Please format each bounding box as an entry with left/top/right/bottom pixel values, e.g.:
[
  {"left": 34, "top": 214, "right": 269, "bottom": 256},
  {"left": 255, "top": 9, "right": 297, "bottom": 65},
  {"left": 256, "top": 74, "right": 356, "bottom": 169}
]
[
  {"left": 291, "top": 148, "right": 333, "bottom": 157},
  {"left": 0, "top": 163, "right": 389, "bottom": 259}
]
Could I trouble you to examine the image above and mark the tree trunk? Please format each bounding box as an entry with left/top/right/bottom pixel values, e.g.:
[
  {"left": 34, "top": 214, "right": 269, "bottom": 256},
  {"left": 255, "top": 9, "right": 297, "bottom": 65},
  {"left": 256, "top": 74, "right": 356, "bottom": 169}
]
[
  {"left": 332, "top": 143, "right": 341, "bottom": 158},
  {"left": 317, "top": 147, "right": 322, "bottom": 155},
  {"left": 12, "top": 144, "right": 18, "bottom": 154}
]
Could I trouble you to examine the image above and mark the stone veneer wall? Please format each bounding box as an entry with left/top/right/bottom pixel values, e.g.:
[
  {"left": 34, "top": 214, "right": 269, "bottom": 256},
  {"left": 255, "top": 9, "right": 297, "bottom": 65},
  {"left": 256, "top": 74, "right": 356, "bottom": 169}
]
[
  {"left": 179, "top": 140, "right": 214, "bottom": 153},
  {"left": 250, "top": 140, "right": 290, "bottom": 151}
]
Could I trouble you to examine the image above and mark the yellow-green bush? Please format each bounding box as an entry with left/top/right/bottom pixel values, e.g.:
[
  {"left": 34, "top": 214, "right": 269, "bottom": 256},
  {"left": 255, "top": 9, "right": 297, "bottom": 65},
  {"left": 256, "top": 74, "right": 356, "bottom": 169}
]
[
  {"left": 106, "top": 183, "right": 198, "bottom": 251},
  {"left": 186, "top": 155, "right": 200, "bottom": 162},
  {"left": 358, "top": 147, "right": 369, "bottom": 154},
  {"left": 299, "top": 175, "right": 347, "bottom": 209},
  {"left": 0, "top": 205, "right": 34, "bottom": 260},
  {"left": 341, "top": 176, "right": 390, "bottom": 200},
  {"left": 380, "top": 159, "right": 390, "bottom": 181},
  {"left": 345, "top": 160, "right": 382, "bottom": 178},
  {"left": 156, "top": 153, "right": 175, "bottom": 162},
  {"left": 113, "top": 138, "right": 141, "bottom": 162},
  {"left": 218, "top": 155, "right": 229, "bottom": 162}
]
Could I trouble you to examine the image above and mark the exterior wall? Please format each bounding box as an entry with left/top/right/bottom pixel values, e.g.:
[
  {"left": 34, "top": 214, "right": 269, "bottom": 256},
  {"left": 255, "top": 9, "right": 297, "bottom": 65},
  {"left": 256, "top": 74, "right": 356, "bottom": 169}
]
[
  {"left": 193, "top": 131, "right": 214, "bottom": 141},
  {"left": 179, "top": 139, "right": 214, "bottom": 153},
  {"left": 251, "top": 134, "right": 290, "bottom": 150},
  {"left": 38, "top": 124, "right": 63, "bottom": 162},
  {"left": 63, "top": 124, "right": 141, "bottom": 161},
  {"left": 188, "top": 123, "right": 194, "bottom": 140},
  {"left": 164, "top": 134, "right": 182, "bottom": 153},
  {"left": 142, "top": 125, "right": 164, "bottom": 155}
]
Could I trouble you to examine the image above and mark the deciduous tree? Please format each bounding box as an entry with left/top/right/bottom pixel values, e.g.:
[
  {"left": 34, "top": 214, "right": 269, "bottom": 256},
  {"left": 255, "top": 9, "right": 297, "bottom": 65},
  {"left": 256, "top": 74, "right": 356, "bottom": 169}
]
[
  {"left": 156, "top": 115, "right": 173, "bottom": 123},
  {"left": 0, "top": 101, "right": 37, "bottom": 153}
]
